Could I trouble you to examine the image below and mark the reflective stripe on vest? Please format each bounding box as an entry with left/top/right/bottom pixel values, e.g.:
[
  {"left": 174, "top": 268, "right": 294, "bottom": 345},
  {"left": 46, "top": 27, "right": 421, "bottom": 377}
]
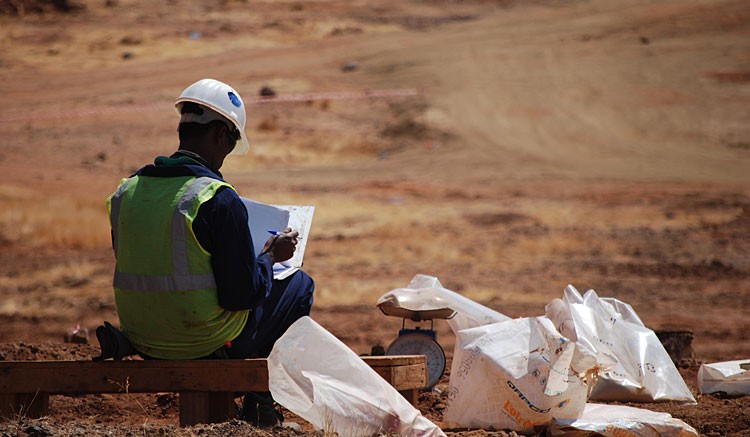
[
  {"left": 111, "top": 176, "right": 218, "bottom": 292},
  {"left": 108, "top": 177, "right": 133, "bottom": 256}
]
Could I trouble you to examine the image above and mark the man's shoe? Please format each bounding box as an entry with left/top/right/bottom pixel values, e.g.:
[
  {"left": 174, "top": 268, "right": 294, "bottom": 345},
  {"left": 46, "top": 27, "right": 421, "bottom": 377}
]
[
  {"left": 92, "top": 321, "right": 136, "bottom": 361},
  {"left": 241, "top": 392, "right": 283, "bottom": 428}
]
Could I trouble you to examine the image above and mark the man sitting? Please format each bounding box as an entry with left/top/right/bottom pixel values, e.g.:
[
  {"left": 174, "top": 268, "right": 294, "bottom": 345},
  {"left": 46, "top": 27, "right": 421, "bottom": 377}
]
[{"left": 106, "top": 78, "right": 315, "bottom": 427}]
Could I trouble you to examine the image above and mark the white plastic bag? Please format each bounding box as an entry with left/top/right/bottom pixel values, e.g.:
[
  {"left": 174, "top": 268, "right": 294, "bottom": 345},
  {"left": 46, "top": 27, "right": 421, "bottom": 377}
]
[
  {"left": 545, "top": 285, "right": 696, "bottom": 403},
  {"left": 698, "top": 360, "right": 750, "bottom": 395},
  {"left": 377, "top": 274, "right": 511, "bottom": 333},
  {"left": 549, "top": 403, "right": 698, "bottom": 436},
  {"left": 267, "top": 316, "right": 445, "bottom": 437},
  {"left": 443, "top": 317, "right": 591, "bottom": 433}
]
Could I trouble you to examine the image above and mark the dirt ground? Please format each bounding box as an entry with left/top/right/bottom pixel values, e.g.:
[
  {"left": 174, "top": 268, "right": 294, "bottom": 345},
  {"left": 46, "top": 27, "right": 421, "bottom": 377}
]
[{"left": 1, "top": 0, "right": 749, "bottom": 435}]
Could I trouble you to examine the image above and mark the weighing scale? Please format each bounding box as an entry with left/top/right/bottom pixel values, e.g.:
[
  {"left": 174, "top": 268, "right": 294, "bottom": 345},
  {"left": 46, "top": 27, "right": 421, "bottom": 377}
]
[{"left": 377, "top": 300, "right": 456, "bottom": 389}]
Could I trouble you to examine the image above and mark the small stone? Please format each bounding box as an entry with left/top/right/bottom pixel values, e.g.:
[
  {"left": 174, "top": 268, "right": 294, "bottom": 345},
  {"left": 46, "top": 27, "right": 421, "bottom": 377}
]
[
  {"left": 64, "top": 325, "right": 89, "bottom": 344},
  {"left": 156, "top": 393, "right": 175, "bottom": 406},
  {"left": 119, "top": 36, "right": 142, "bottom": 46},
  {"left": 259, "top": 86, "right": 276, "bottom": 97},
  {"left": 24, "top": 425, "right": 51, "bottom": 437},
  {"left": 341, "top": 61, "right": 359, "bottom": 72}
]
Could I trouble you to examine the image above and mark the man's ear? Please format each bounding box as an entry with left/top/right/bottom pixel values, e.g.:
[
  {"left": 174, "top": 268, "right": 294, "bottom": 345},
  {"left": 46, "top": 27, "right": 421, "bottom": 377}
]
[{"left": 219, "top": 125, "right": 234, "bottom": 153}]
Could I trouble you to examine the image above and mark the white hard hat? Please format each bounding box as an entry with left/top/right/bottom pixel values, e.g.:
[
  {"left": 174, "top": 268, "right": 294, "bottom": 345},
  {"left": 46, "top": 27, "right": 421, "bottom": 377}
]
[{"left": 175, "top": 78, "right": 249, "bottom": 155}]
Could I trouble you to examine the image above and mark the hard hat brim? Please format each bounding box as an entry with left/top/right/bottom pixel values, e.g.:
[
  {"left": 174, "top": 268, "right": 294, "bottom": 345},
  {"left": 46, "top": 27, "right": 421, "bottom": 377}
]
[{"left": 231, "top": 135, "right": 250, "bottom": 156}]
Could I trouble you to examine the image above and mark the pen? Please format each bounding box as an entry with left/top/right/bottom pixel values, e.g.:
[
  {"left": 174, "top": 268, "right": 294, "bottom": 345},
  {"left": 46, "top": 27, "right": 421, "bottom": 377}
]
[{"left": 268, "top": 230, "right": 303, "bottom": 240}]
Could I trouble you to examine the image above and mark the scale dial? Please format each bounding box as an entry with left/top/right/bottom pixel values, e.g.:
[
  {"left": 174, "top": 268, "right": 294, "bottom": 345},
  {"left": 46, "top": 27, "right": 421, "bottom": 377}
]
[{"left": 386, "top": 332, "right": 446, "bottom": 389}]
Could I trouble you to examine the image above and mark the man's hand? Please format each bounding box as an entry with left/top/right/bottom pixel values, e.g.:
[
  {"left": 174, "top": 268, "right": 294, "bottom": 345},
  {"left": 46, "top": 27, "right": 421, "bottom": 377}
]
[{"left": 261, "top": 227, "right": 298, "bottom": 263}]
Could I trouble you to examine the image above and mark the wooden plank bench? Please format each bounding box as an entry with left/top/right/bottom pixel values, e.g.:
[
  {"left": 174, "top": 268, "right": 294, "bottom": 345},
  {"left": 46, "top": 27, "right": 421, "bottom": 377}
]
[{"left": 0, "top": 355, "right": 426, "bottom": 426}]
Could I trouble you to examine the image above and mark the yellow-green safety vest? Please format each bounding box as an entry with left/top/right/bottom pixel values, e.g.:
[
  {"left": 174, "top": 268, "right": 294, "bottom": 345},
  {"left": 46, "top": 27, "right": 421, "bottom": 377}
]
[{"left": 107, "top": 175, "right": 248, "bottom": 359}]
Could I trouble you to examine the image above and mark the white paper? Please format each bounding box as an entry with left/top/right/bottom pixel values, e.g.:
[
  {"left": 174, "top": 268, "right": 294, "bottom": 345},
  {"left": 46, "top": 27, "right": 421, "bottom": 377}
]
[
  {"left": 241, "top": 198, "right": 314, "bottom": 280},
  {"left": 272, "top": 205, "right": 315, "bottom": 280}
]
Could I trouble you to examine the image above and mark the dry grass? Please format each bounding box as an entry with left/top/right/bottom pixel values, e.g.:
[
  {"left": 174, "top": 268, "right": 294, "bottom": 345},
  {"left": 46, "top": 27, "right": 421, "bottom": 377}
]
[
  {"left": 2, "top": 179, "right": 744, "bottom": 310},
  {"left": 0, "top": 185, "right": 110, "bottom": 250},
  {"left": 0, "top": 258, "right": 106, "bottom": 319},
  {"left": 291, "top": 184, "right": 748, "bottom": 307}
]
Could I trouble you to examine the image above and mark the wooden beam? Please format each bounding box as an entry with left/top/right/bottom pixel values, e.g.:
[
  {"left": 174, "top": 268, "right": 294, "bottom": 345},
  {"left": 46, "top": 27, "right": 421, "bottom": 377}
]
[
  {"left": 0, "top": 355, "right": 428, "bottom": 424},
  {"left": 399, "top": 389, "right": 419, "bottom": 406},
  {"left": 362, "top": 355, "right": 426, "bottom": 366},
  {"left": 370, "top": 363, "right": 428, "bottom": 390},
  {"left": 0, "top": 356, "right": 426, "bottom": 394},
  {"left": 0, "top": 359, "right": 269, "bottom": 394},
  {"left": 179, "top": 391, "right": 235, "bottom": 426}
]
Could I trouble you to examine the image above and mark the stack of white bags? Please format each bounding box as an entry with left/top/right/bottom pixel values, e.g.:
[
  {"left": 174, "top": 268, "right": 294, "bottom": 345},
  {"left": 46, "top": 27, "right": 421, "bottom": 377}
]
[{"left": 268, "top": 275, "right": 699, "bottom": 436}]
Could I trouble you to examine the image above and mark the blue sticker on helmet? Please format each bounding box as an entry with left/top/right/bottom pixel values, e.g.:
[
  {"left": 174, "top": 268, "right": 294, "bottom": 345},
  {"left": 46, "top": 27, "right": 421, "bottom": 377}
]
[{"left": 228, "top": 91, "right": 242, "bottom": 108}]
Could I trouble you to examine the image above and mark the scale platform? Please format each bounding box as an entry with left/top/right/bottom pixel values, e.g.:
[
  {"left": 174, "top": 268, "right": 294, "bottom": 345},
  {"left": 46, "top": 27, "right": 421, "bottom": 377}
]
[{"left": 377, "top": 299, "right": 455, "bottom": 389}]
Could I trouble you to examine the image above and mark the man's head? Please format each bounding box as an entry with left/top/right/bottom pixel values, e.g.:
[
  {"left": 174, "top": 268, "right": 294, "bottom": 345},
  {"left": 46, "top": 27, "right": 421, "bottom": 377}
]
[{"left": 174, "top": 79, "right": 249, "bottom": 169}]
